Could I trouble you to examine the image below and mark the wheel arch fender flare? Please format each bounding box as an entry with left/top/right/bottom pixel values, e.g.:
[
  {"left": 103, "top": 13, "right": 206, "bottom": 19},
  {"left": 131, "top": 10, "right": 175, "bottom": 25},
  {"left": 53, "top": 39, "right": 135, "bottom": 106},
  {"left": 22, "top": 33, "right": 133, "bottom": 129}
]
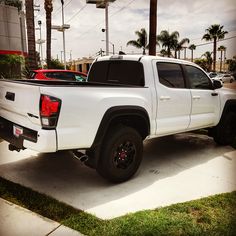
[{"left": 91, "top": 105, "right": 150, "bottom": 149}]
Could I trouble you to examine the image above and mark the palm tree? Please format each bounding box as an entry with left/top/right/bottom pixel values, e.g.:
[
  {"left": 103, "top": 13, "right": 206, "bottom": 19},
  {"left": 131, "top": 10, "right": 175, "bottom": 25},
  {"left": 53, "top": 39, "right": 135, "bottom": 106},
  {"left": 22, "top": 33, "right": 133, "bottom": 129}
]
[
  {"left": 44, "top": 0, "right": 53, "bottom": 68},
  {"left": 127, "top": 28, "right": 148, "bottom": 55},
  {"left": 218, "top": 45, "right": 226, "bottom": 72},
  {"left": 189, "top": 44, "right": 196, "bottom": 62},
  {"left": 201, "top": 51, "right": 213, "bottom": 72},
  {"left": 174, "top": 38, "right": 190, "bottom": 59},
  {"left": 148, "top": 0, "right": 157, "bottom": 56},
  {"left": 25, "top": 0, "right": 37, "bottom": 69},
  {"left": 157, "top": 30, "right": 179, "bottom": 57},
  {"left": 202, "top": 24, "right": 228, "bottom": 71}
]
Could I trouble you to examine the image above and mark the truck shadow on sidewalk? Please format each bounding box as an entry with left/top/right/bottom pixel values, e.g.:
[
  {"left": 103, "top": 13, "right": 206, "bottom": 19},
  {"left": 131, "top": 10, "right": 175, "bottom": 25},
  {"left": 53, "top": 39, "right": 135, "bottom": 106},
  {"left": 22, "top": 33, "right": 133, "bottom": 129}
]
[{"left": 0, "top": 132, "right": 234, "bottom": 217}]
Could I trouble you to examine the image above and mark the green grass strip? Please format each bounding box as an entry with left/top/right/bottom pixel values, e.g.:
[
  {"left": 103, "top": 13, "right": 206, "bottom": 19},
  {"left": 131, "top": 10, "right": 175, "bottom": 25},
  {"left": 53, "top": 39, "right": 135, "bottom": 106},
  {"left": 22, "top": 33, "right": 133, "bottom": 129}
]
[{"left": 0, "top": 176, "right": 236, "bottom": 235}]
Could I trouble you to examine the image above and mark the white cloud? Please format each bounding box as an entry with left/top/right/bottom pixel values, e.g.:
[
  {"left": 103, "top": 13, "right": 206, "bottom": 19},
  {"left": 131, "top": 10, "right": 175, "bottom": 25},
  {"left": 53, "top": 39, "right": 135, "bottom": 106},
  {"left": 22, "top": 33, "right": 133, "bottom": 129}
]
[{"left": 33, "top": 0, "right": 236, "bottom": 61}]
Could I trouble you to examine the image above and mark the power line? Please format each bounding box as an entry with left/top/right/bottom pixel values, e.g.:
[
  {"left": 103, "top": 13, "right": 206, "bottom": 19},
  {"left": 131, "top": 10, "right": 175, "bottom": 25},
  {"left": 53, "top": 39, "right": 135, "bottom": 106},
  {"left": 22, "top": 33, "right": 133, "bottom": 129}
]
[
  {"left": 66, "top": 4, "right": 87, "bottom": 23},
  {"left": 195, "top": 35, "right": 236, "bottom": 47},
  {"left": 35, "top": 0, "right": 74, "bottom": 19},
  {"left": 75, "top": 0, "right": 136, "bottom": 40}
]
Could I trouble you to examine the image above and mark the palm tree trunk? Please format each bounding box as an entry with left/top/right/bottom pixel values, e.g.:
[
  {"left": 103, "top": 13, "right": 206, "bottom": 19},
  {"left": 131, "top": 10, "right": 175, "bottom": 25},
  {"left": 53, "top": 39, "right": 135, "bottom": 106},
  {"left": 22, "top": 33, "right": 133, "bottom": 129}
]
[
  {"left": 223, "top": 49, "right": 226, "bottom": 72},
  {"left": 46, "top": 11, "right": 52, "bottom": 68},
  {"left": 213, "top": 37, "right": 217, "bottom": 71},
  {"left": 25, "top": 0, "right": 37, "bottom": 70},
  {"left": 45, "top": 0, "right": 53, "bottom": 69},
  {"left": 167, "top": 47, "right": 171, "bottom": 57},
  {"left": 191, "top": 50, "right": 193, "bottom": 62},
  {"left": 219, "top": 50, "right": 223, "bottom": 72},
  {"left": 148, "top": 0, "right": 157, "bottom": 56}
]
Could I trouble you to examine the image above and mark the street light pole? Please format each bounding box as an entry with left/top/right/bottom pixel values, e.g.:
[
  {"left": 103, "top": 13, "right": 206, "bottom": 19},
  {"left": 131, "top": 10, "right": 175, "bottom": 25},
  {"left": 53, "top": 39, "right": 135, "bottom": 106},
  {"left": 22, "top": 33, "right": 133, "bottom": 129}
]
[
  {"left": 38, "top": 21, "right": 43, "bottom": 67},
  {"left": 61, "top": 1, "right": 66, "bottom": 69},
  {"left": 86, "top": 0, "right": 116, "bottom": 55},
  {"left": 105, "top": 0, "right": 109, "bottom": 56}
]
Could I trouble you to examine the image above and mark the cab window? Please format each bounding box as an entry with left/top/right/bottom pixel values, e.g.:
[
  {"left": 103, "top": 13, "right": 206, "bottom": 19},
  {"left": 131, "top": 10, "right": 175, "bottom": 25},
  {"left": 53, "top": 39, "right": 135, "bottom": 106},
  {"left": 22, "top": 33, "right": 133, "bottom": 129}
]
[
  {"left": 156, "top": 62, "right": 186, "bottom": 88},
  {"left": 88, "top": 60, "right": 145, "bottom": 86},
  {"left": 185, "top": 65, "right": 212, "bottom": 90}
]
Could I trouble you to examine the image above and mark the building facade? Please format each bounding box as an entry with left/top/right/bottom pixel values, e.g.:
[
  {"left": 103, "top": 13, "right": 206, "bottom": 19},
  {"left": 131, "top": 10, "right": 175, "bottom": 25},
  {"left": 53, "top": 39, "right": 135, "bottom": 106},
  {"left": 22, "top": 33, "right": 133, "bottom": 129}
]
[
  {"left": 0, "top": 4, "right": 27, "bottom": 56},
  {"left": 71, "top": 57, "right": 94, "bottom": 73}
]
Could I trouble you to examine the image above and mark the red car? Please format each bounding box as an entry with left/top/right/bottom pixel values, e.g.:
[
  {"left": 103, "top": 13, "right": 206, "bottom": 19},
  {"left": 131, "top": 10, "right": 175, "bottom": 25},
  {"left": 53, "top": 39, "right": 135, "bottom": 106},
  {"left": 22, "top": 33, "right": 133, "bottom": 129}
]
[{"left": 30, "top": 69, "right": 87, "bottom": 82}]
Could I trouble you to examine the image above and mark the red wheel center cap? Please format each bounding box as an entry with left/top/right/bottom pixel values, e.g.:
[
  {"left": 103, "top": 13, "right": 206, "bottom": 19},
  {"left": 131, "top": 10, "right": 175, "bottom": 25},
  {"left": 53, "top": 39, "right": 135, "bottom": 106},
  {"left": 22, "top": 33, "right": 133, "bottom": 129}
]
[{"left": 120, "top": 151, "right": 126, "bottom": 159}]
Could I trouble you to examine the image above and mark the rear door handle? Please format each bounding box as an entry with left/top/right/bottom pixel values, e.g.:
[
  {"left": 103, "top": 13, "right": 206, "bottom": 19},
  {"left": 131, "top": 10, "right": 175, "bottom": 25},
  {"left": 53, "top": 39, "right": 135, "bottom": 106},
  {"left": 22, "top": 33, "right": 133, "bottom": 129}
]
[
  {"left": 192, "top": 96, "right": 200, "bottom": 100},
  {"left": 160, "top": 96, "right": 170, "bottom": 101},
  {"left": 211, "top": 92, "right": 218, "bottom": 96}
]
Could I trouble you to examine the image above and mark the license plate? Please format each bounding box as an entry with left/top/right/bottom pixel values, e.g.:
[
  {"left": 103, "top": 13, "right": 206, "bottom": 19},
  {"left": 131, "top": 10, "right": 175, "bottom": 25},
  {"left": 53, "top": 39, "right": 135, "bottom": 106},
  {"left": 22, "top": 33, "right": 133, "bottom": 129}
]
[{"left": 13, "top": 125, "right": 23, "bottom": 138}]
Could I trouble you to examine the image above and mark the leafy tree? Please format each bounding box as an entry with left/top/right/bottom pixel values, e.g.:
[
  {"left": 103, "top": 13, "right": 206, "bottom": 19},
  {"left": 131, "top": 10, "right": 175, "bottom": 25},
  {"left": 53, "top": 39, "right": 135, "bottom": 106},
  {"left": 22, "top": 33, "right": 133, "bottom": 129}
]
[
  {"left": 159, "top": 49, "right": 168, "bottom": 57},
  {"left": 127, "top": 28, "right": 148, "bottom": 55},
  {"left": 0, "top": 0, "right": 22, "bottom": 11},
  {"left": 227, "top": 56, "right": 236, "bottom": 72},
  {"left": 49, "top": 59, "right": 65, "bottom": 69},
  {"left": 217, "top": 45, "right": 226, "bottom": 72},
  {"left": 0, "top": 54, "right": 24, "bottom": 79},
  {"left": 25, "top": 0, "right": 37, "bottom": 70},
  {"left": 188, "top": 44, "right": 196, "bottom": 62},
  {"left": 157, "top": 30, "right": 179, "bottom": 57},
  {"left": 194, "top": 58, "right": 208, "bottom": 71},
  {"left": 202, "top": 24, "right": 228, "bottom": 71},
  {"left": 44, "top": 0, "right": 53, "bottom": 68},
  {"left": 149, "top": 0, "right": 157, "bottom": 55},
  {"left": 201, "top": 51, "right": 213, "bottom": 72}
]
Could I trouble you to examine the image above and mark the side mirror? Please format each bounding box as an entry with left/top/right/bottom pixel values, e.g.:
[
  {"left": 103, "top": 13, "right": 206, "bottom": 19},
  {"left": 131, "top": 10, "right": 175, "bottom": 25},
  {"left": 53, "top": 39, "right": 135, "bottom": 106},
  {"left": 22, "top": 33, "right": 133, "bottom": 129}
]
[{"left": 212, "top": 79, "right": 222, "bottom": 89}]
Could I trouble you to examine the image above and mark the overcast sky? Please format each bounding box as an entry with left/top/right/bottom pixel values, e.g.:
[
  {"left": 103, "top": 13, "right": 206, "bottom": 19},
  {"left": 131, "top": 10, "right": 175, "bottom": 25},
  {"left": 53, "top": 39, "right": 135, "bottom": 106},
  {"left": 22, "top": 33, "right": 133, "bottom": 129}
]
[{"left": 33, "top": 0, "right": 236, "bottom": 61}]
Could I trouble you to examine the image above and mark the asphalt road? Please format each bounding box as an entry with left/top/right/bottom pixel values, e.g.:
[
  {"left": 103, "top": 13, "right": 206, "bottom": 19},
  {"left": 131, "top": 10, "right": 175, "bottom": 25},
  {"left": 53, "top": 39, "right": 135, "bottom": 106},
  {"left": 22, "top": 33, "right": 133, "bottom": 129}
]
[{"left": 0, "top": 132, "right": 235, "bottom": 219}]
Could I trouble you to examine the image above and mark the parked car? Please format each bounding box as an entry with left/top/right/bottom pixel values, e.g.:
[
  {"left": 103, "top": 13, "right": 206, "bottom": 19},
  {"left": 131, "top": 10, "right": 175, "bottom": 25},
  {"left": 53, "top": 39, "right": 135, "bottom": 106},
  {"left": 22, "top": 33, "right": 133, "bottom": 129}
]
[
  {"left": 30, "top": 69, "right": 87, "bottom": 82},
  {"left": 213, "top": 74, "right": 234, "bottom": 83},
  {"left": 208, "top": 72, "right": 219, "bottom": 78}
]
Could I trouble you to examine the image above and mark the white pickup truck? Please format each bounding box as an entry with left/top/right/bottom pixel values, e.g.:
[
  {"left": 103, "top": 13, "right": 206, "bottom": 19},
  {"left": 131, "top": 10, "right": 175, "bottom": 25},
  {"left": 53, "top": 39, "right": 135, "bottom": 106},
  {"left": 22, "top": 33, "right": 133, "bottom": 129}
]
[{"left": 0, "top": 55, "right": 236, "bottom": 182}]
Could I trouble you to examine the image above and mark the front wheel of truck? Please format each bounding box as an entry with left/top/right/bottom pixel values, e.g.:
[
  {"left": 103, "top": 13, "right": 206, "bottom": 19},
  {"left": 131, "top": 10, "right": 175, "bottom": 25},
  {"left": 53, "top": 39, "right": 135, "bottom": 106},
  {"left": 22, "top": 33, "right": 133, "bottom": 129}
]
[
  {"left": 96, "top": 125, "right": 143, "bottom": 183},
  {"left": 213, "top": 112, "right": 236, "bottom": 145}
]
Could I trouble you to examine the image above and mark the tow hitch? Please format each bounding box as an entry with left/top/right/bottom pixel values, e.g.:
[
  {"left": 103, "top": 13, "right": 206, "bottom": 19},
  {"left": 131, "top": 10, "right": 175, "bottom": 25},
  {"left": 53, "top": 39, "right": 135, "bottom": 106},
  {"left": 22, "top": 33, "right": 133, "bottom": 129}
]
[{"left": 8, "top": 144, "right": 22, "bottom": 152}]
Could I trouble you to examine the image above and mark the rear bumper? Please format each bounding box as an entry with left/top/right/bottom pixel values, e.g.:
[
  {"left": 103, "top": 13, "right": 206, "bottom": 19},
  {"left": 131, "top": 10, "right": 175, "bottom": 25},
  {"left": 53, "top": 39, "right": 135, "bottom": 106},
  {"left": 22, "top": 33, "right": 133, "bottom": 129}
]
[{"left": 0, "top": 116, "right": 57, "bottom": 152}]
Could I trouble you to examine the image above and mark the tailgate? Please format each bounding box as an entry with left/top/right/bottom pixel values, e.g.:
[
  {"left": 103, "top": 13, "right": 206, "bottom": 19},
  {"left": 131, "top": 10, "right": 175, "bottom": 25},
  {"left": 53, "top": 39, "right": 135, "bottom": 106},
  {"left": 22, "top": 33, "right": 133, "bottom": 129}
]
[{"left": 0, "top": 80, "right": 41, "bottom": 130}]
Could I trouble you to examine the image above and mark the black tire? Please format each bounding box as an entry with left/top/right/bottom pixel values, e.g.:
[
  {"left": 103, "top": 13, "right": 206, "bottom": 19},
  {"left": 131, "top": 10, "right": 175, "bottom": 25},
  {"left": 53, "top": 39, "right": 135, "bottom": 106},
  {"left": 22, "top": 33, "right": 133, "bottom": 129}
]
[
  {"left": 96, "top": 125, "right": 143, "bottom": 183},
  {"left": 213, "top": 112, "right": 236, "bottom": 145}
]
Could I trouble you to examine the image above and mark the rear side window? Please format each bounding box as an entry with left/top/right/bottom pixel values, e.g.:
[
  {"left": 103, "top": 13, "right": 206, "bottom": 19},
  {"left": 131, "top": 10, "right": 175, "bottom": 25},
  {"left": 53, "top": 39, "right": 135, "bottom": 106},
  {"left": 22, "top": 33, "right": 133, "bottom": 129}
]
[
  {"left": 185, "top": 65, "right": 212, "bottom": 90},
  {"left": 44, "top": 72, "right": 75, "bottom": 81},
  {"left": 156, "top": 62, "right": 185, "bottom": 88},
  {"left": 88, "top": 60, "right": 144, "bottom": 86}
]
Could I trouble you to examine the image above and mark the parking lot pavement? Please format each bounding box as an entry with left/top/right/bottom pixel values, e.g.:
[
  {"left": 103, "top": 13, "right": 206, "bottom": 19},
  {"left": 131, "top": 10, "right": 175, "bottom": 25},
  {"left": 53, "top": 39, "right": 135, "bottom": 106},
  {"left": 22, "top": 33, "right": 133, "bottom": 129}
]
[{"left": 0, "top": 133, "right": 235, "bottom": 219}]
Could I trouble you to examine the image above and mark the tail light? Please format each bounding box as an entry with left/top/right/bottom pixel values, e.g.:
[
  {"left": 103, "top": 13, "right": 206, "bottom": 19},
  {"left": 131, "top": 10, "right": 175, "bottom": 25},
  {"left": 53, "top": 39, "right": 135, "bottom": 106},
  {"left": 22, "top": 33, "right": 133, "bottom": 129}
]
[{"left": 40, "top": 95, "right": 61, "bottom": 129}]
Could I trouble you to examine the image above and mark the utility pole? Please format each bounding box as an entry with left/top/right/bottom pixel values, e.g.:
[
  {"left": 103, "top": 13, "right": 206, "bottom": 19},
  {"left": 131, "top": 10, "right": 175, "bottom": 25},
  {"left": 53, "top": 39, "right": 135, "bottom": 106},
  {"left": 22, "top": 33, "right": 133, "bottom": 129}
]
[
  {"left": 86, "top": 0, "right": 116, "bottom": 56},
  {"left": 149, "top": 0, "right": 157, "bottom": 56}
]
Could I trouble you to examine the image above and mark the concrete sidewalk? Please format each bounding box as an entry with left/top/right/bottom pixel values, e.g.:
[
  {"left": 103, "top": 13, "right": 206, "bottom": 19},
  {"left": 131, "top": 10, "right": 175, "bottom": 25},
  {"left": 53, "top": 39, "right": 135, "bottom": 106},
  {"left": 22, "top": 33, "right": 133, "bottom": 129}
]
[{"left": 0, "top": 198, "right": 83, "bottom": 236}]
